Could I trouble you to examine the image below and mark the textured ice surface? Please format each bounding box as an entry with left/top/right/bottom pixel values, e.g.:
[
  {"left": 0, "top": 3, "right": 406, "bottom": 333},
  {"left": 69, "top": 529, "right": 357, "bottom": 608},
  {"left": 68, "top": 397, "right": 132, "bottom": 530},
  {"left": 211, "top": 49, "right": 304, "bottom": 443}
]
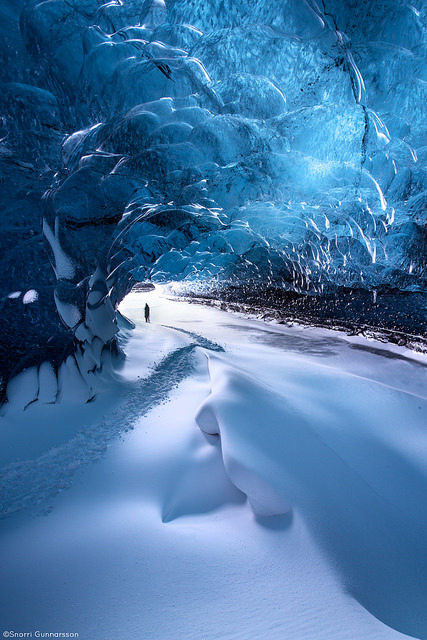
[{"left": 0, "top": 0, "right": 426, "bottom": 393}]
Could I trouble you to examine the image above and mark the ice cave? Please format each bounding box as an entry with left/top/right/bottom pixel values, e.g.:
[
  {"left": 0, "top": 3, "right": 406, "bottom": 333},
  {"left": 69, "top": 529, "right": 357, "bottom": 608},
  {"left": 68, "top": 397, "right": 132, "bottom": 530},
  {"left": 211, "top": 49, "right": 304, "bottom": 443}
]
[{"left": 0, "top": 0, "right": 426, "bottom": 638}]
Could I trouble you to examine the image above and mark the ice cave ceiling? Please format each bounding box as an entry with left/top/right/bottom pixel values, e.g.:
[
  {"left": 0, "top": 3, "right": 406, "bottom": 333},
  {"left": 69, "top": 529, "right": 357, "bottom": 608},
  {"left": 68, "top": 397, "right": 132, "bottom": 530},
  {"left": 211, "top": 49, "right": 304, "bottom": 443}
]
[{"left": 0, "top": 0, "right": 426, "bottom": 397}]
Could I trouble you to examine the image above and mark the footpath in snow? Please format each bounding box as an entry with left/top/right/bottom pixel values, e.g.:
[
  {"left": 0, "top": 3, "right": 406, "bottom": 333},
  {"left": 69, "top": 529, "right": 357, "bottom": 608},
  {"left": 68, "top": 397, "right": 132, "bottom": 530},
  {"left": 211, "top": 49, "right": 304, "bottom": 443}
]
[{"left": 1, "top": 286, "right": 426, "bottom": 640}]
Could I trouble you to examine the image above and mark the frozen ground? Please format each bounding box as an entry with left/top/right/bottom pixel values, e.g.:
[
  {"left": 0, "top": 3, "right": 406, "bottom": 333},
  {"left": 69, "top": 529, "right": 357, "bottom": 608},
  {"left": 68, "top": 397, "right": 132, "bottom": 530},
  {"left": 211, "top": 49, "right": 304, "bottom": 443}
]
[{"left": 1, "top": 287, "right": 426, "bottom": 640}]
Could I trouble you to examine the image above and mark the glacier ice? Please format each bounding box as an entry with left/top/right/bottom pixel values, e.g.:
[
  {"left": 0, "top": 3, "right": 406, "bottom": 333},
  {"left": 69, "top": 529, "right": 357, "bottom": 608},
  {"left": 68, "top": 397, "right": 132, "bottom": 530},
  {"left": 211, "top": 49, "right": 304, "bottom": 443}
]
[{"left": 0, "top": 0, "right": 426, "bottom": 399}]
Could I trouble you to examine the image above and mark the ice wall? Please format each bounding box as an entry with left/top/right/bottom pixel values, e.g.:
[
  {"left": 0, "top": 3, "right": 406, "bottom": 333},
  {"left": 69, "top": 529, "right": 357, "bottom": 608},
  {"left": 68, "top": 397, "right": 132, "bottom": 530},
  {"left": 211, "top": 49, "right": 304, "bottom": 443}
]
[{"left": 0, "top": 0, "right": 426, "bottom": 401}]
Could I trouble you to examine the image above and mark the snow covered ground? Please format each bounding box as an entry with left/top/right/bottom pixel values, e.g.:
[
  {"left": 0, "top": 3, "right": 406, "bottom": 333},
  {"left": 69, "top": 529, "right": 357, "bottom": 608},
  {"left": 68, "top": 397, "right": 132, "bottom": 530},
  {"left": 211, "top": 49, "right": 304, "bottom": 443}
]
[{"left": 1, "top": 287, "right": 426, "bottom": 640}]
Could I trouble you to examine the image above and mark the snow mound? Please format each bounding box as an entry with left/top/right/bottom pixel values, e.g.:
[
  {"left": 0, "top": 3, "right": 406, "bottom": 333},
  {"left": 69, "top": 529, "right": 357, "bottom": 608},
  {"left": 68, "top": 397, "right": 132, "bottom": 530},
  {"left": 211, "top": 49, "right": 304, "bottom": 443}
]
[{"left": 196, "top": 353, "right": 291, "bottom": 517}]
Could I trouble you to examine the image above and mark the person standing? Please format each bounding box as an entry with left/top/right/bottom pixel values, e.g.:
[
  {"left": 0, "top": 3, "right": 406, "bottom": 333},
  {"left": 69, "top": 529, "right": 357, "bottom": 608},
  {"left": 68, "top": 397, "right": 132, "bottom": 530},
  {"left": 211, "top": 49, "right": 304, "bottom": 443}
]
[{"left": 144, "top": 303, "right": 150, "bottom": 322}]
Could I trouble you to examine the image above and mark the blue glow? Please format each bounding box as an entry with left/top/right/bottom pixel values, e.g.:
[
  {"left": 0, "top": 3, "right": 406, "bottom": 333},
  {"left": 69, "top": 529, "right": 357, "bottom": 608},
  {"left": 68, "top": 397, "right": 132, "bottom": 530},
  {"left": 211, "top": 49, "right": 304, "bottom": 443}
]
[{"left": 0, "top": 0, "right": 425, "bottom": 392}]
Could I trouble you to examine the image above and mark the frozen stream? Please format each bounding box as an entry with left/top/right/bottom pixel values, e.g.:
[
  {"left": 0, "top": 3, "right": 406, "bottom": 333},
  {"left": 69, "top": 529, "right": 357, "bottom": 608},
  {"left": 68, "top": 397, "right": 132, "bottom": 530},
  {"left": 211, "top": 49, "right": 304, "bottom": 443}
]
[{"left": 1, "top": 287, "right": 426, "bottom": 640}]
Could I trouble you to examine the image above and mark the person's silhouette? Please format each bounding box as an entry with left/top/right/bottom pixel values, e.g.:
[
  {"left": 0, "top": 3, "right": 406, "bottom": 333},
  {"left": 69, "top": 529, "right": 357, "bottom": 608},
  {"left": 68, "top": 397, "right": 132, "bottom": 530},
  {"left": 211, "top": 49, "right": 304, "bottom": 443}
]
[{"left": 144, "top": 303, "right": 150, "bottom": 323}]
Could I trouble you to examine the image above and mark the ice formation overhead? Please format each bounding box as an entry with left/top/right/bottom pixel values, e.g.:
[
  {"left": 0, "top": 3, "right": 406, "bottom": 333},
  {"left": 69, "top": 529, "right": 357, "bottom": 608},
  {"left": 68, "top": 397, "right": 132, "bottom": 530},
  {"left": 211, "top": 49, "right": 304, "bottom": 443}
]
[{"left": 0, "top": 0, "right": 426, "bottom": 398}]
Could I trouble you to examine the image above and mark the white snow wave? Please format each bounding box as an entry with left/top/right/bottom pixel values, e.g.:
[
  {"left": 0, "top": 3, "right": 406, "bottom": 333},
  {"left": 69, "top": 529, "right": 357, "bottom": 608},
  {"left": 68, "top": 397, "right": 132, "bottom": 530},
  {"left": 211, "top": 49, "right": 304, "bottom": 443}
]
[
  {"left": 196, "top": 353, "right": 291, "bottom": 517},
  {"left": 192, "top": 346, "right": 427, "bottom": 639}
]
